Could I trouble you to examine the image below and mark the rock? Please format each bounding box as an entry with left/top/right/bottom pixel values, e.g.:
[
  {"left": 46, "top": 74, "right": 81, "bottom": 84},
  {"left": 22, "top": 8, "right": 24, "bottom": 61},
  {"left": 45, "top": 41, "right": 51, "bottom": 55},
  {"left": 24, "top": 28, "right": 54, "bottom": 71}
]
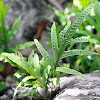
[
  {"left": 4, "top": 0, "right": 51, "bottom": 40},
  {"left": 1, "top": 70, "right": 100, "bottom": 100},
  {"left": 54, "top": 70, "right": 100, "bottom": 100},
  {"left": 22, "top": 9, "right": 43, "bottom": 40}
]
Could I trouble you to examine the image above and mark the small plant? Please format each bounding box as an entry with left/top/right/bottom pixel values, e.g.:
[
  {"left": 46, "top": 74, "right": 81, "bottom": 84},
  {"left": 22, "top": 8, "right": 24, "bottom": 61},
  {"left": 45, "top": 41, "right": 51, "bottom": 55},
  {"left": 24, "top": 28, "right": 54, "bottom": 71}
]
[
  {"left": 0, "top": 4, "right": 98, "bottom": 100},
  {"left": 0, "top": 0, "right": 34, "bottom": 91},
  {"left": 0, "top": 0, "right": 34, "bottom": 53}
]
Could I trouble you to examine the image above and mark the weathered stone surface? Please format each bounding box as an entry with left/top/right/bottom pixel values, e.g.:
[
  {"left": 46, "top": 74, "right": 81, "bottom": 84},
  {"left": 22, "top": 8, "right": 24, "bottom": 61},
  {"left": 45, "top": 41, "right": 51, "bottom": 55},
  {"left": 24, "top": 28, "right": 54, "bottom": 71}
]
[
  {"left": 1, "top": 70, "right": 100, "bottom": 100},
  {"left": 54, "top": 70, "right": 100, "bottom": 100},
  {"left": 4, "top": 0, "right": 51, "bottom": 40}
]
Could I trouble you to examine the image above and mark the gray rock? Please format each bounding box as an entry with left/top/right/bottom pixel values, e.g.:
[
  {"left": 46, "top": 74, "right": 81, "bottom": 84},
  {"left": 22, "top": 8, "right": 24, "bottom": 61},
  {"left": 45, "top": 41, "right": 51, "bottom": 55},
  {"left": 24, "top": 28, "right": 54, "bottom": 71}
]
[
  {"left": 54, "top": 70, "right": 100, "bottom": 100},
  {"left": 1, "top": 70, "right": 100, "bottom": 100},
  {"left": 4, "top": 0, "right": 51, "bottom": 40}
]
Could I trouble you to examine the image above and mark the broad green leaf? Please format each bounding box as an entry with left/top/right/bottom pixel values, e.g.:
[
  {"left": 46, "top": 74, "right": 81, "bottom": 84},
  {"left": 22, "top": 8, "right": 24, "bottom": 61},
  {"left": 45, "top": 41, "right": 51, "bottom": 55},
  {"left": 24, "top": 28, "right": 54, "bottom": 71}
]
[
  {"left": 28, "top": 49, "right": 35, "bottom": 67},
  {"left": 51, "top": 22, "right": 58, "bottom": 61},
  {"left": 9, "top": 41, "right": 34, "bottom": 52},
  {"left": 15, "top": 51, "right": 25, "bottom": 60},
  {"left": 7, "top": 16, "right": 22, "bottom": 42},
  {"left": 60, "top": 49, "right": 98, "bottom": 59},
  {"left": 41, "top": 65, "right": 51, "bottom": 88},
  {"left": 34, "top": 39, "right": 54, "bottom": 67},
  {"left": 40, "top": 58, "right": 49, "bottom": 67},
  {"left": 56, "top": 67, "right": 87, "bottom": 80},
  {"left": 13, "top": 76, "right": 36, "bottom": 100},
  {"left": 70, "top": 37, "right": 99, "bottom": 44},
  {"left": 1, "top": 53, "right": 37, "bottom": 77},
  {"left": 0, "top": 54, "right": 22, "bottom": 70},
  {"left": 34, "top": 53, "right": 40, "bottom": 76}
]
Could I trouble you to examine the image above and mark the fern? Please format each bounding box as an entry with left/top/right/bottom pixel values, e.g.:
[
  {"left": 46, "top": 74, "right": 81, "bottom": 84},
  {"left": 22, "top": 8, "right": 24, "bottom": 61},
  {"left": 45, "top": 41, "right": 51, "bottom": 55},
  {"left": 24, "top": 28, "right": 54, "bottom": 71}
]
[
  {"left": 35, "top": 4, "right": 95, "bottom": 73},
  {"left": 0, "top": 4, "right": 99, "bottom": 100}
]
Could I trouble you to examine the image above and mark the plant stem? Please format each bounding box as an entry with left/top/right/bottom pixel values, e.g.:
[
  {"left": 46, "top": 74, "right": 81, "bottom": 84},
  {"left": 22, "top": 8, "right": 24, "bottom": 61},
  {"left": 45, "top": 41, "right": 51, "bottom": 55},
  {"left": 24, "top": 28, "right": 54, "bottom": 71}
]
[
  {"left": 1, "top": 6, "right": 8, "bottom": 52},
  {"left": 4, "top": 63, "right": 7, "bottom": 85}
]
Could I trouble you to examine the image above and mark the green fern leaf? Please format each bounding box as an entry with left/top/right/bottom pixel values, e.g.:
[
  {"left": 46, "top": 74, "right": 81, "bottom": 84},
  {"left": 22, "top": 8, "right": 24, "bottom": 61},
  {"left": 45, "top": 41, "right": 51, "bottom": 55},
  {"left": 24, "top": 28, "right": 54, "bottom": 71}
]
[
  {"left": 28, "top": 49, "right": 35, "bottom": 67},
  {"left": 56, "top": 67, "right": 87, "bottom": 80},
  {"left": 34, "top": 39, "right": 54, "bottom": 67},
  {"left": 59, "top": 4, "right": 94, "bottom": 52},
  {"left": 60, "top": 49, "right": 98, "bottom": 59},
  {"left": 13, "top": 76, "right": 36, "bottom": 100},
  {"left": 1, "top": 53, "right": 37, "bottom": 77},
  {"left": 70, "top": 37, "right": 99, "bottom": 44},
  {"left": 51, "top": 22, "right": 58, "bottom": 61},
  {"left": 34, "top": 53, "right": 41, "bottom": 77},
  {"left": 41, "top": 65, "right": 51, "bottom": 85},
  {"left": 59, "top": 20, "right": 71, "bottom": 44}
]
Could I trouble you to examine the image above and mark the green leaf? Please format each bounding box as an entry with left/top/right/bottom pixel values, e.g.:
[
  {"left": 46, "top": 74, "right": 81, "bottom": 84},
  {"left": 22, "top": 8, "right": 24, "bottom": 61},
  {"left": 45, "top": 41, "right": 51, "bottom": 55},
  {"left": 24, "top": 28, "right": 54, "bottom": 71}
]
[
  {"left": 28, "top": 49, "right": 35, "bottom": 67},
  {"left": 0, "top": 82, "right": 5, "bottom": 91},
  {"left": 41, "top": 65, "right": 51, "bottom": 87},
  {"left": 70, "top": 37, "right": 99, "bottom": 44},
  {"left": 76, "top": 30, "right": 100, "bottom": 41},
  {"left": 3, "top": 3, "right": 10, "bottom": 17},
  {"left": 55, "top": 71, "right": 60, "bottom": 86},
  {"left": 13, "top": 76, "right": 36, "bottom": 100},
  {"left": 18, "top": 92, "right": 31, "bottom": 98},
  {"left": 59, "top": 20, "right": 71, "bottom": 45},
  {"left": 31, "top": 87, "right": 37, "bottom": 100},
  {"left": 0, "top": 38, "right": 4, "bottom": 45},
  {"left": 0, "top": 0, "right": 4, "bottom": 23},
  {"left": 59, "top": 4, "right": 94, "bottom": 52},
  {"left": 60, "top": 49, "right": 98, "bottom": 59},
  {"left": 0, "top": 26, "right": 3, "bottom": 33},
  {"left": 51, "top": 22, "right": 59, "bottom": 61},
  {"left": 0, "top": 64, "right": 3, "bottom": 72},
  {"left": 34, "top": 39, "right": 54, "bottom": 68},
  {"left": 7, "top": 16, "right": 22, "bottom": 42},
  {"left": 65, "top": 4, "right": 94, "bottom": 39},
  {"left": 56, "top": 67, "right": 87, "bottom": 80},
  {"left": 34, "top": 53, "right": 40, "bottom": 76},
  {"left": 14, "top": 71, "right": 22, "bottom": 79},
  {"left": 9, "top": 41, "right": 34, "bottom": 52},
  {"left": 1, "top": 53, "right": 37, "bottom": 77}
]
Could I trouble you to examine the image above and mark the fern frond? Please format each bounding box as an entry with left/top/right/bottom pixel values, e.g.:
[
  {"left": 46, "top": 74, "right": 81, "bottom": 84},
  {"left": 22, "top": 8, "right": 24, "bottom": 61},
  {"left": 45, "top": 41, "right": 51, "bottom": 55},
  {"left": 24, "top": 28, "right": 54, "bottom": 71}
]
[
  {"left": 59, "top": 20, "right": 71, "bottom": 44},
  {"left": 34, "top": 39, "right": 54, "bottom": 67},
  {"left": 56, "top": 67, "right": 87, "bottom": 80},
  {"left": 60, "top": 49, "right": 97, "bottom": 59},
  {"left": 70, "top": 37, "right": 99, "bottom": 44},
  {"left": 59, "top": 4, "right": 94, "bottom": 52},
  {"left": 51, "top": 22, "right": 59, "bottom": 61}
]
